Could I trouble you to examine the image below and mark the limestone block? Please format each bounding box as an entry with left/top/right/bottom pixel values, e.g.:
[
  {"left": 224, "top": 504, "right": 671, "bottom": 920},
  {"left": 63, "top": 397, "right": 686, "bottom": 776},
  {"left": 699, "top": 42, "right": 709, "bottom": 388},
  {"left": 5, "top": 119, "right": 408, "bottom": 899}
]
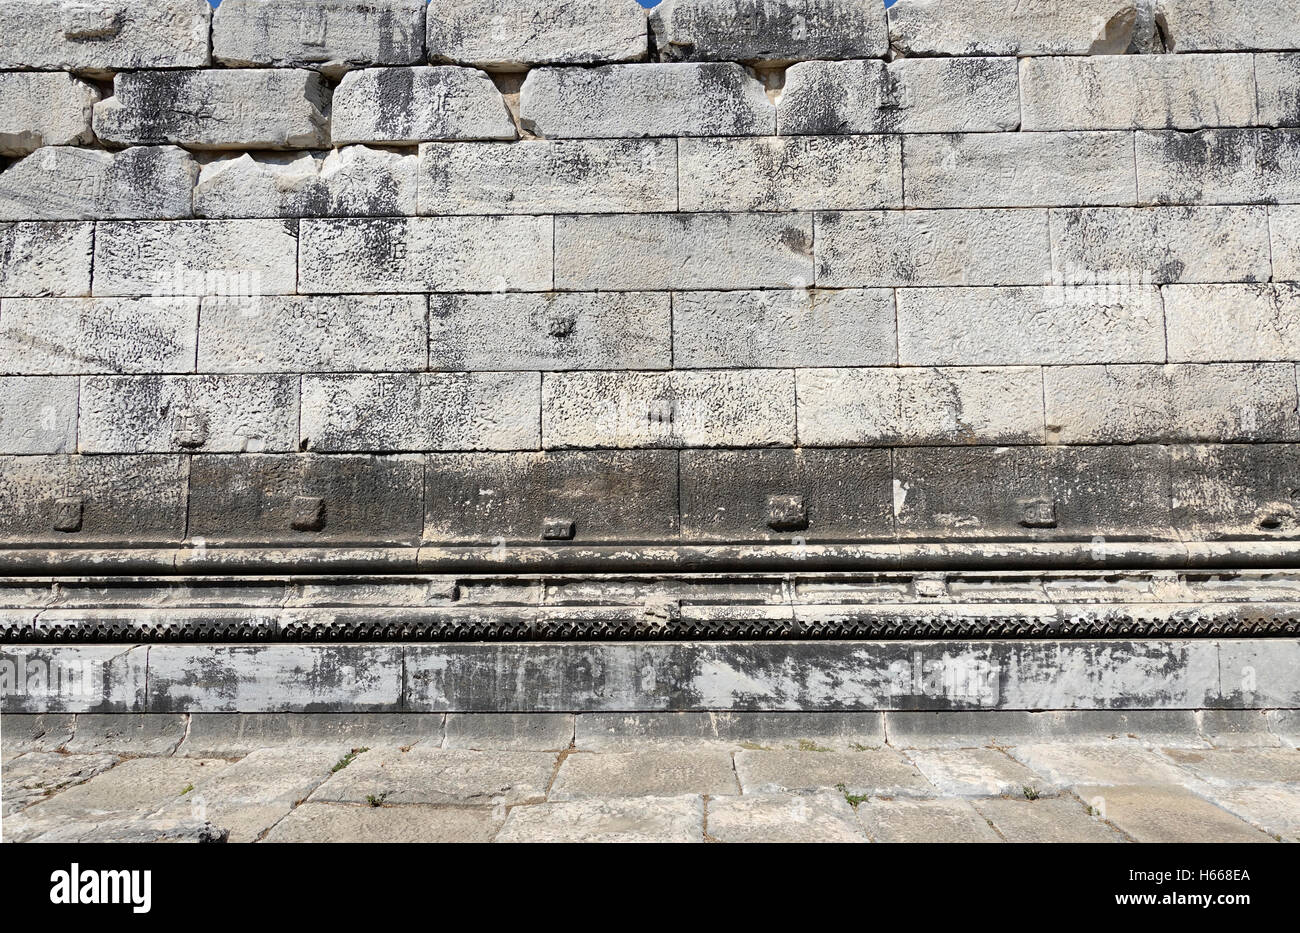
[
  {"left": 1158, "top": 0, "right": 1300, "bottom": 52},
  {"left": 1255, "top": 54, "right": 1300, "bottom": 127},
  {"left": 418, "top": 138, "right": 676, "bottom": 214},
  {"left": 904, "top": 132, "right": 1137, "bottom": 209},
  {"left": 1272, "top": 205, "right": 1300, "bottom": 280},
  {"left": 214, "top": 0, "right": 425, "bottom": 72},
  {"left": 0, "top": 73, "right": 98, "bottom": 158},
  {"left": 650, "top": 0, "right": 887, "bottom": 63},
  {"left": 92, "top": 220, "right": 299, "bottom": 297},
  {"left": 0, "top": 146, "right": 196, "bottom": 222},
  {"left": 301, "top": 372, "right": 541, "bottom": 452},
  {"left": 0, "top": 376, "right": 78, "bottom": 454},
  {"left": 93, "top": 70, "right": 331, "bottom": 150},
  {"left": 555, "top": 213, "right": 812, "bottom": 291},
  {"left": 974, "top": 797, "right": 1125, "bottom": 843},
  {"left": 859, "top": 798, "right": 1002, "bottom": 843},
  {"left": 1071, "top": 785, "right": 1273, "bottom": 843},
  {"left": 551, "top": 748, "right": 737, "bottom": 798},
  {"left": 541, "top": 370, "right": 795, "bottom": 448},
  {"left": 298, "top": 216, "right": 551, "bottom": 292},
  {"left": 0, "top": 222, "right": 93, "bottom": 297},
  {"left": 1020, "top": 54, "right": 1257, "bottom": 131},
  {"left": 308, "top": 746, "right": 555, "bottom": 805},
  {"left": 332, "top": 66, "right": 516, "bottom": 144},
  {"left": 707, "top": 793, "right": 867, "bottom": 843},
  {"left": 796, "top": 367, "right": 1044, "bottom": 447},
  {"left": 1164, "top": 284, "right": 1300, "bottom": 363},
  {"left": 495, "top": 796, "right": 703, "bottom": 843},
  {"left": 0, "top": 0, "right": 211, "bottom": 72},
  {"left": 520, "top": 63, "right": 774, "bottom": 138},
  {"left": 428, "top": 292, "right": 671, "bottom": 371},
  {"left": 1137, "top": 129, "right": 1300, "bottom": 205},
  {"left": 896, "top": 286, "right": 1166, "bottom": 366},
  {"left": 1170, "top": 444, "right": 1300, "bottom": 541},
  {"left": 679, "top": 135, "right": 901, "bottom": 212},
  {"left": 672, "top": 288, "right": 896, "bottom": 369},
  {"left": 195, "top": 147, "right": 417, "bottom": 218},
  {"left": 266, "top": 803, "right": 501, "bottom": 842},
  {"left": 735, "top": 748, "right": 932, "bottom": 796},
  {"left": 814, "top": 209, "right": 1051, "bottom": 288},
  {"left": 427, "top": 0, "right": 647, "bottom": 69},
  {"left": 887, "top": 0, "right": 1142, "bottom": 56},
  {"left": 777, "top": 58, "right": 1020, "bottom": 135},
  {"left": 0, "top": 297, "right": 198, "bottom": 374}
]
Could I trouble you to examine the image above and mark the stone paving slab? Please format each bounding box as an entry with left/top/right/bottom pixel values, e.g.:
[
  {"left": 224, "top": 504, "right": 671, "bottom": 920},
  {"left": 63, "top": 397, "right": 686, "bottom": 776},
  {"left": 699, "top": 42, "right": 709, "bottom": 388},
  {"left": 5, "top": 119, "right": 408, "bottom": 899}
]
[
  {"left": 706, "top": 792, "right": 867, "bottom": 843},
  {"left": 308, "top": 746, "right": 556, "bottom": 806},
  {"left": 858, "top": 798, "right": 1003, "bottom": 843},
  {"left": 970, "top": 796, "right": 1127, "bottom": 843},
  {"left": 1160, "top": 748, "right": 1300, "bottom": 785},
  {"left": 1, "top": 751, "right": 118, "bottom": 817},
  {"left": 1191, "top": 784, "right": 1300, "bottom": 841},
  {"left": 264, "top": 802, "right": 502, "bottom": 843},
  {"left": 1006, "top": 744, "right": 1195, "bottom": 787},
  {"left": 1074, "top": 785, "right": 1278, "bottom": 843},
  {"left": 550, "top": 749, "right": 738, "bottom": 799},
  {"left": 24, "top": 817, "right": 229, "bottom": 843},
  {"left": 904, "top": 747, "right": 1057, "bottom": 797},
  {"left": 495, "top": 795, "right": 704, "bottom": 843},
  {"left": 179, "top": 713, "right": 446, "bottom": 758},
  {"left": 735, "top": 748, "right": 934, "bottom": 796},
  {"left": 444, "top": 713, "right": 574, "bottom": 750}
]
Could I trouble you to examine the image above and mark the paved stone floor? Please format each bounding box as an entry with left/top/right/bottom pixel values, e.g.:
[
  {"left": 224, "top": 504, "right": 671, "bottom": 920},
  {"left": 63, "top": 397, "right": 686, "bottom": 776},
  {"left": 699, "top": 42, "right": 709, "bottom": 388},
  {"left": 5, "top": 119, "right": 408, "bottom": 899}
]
[{"left": 2, "top": 712, "right": 1297, "bottom": 843}]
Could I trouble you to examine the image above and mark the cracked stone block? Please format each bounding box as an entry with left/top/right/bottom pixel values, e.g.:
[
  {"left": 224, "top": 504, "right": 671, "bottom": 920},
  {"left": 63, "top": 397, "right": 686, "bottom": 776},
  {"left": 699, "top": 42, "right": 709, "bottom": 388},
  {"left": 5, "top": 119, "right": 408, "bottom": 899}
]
[
  {"left": 1164, "top": 284, "right": 1300, "bottom": 363},
  {"left": 195, "top": 147, "right": 417, "bottom": 219},
  {"left": 735, "top": 749, "right": 934, "bottom": 796},
  {"left": 905, "top": 748, "right": 1056, "bottom": 797},
  {"left": 520, "top": 63, "right": 774, "bottom": 138},
  {"left": 214, "top": 0, "right": 425, "bottom": 73},
  {"left": 1, "top": 751, "right": 118, "bottom": 817},
  {"left": 0, "top": 297, "right": 197, "bottom": 376},
  {"left": 1270, "top": 204, "right": 1300, "bottom": 280},
  {"left": 0, "top": 74, "right": 99, "bottom": 159},
  {"left": 0, "top": 714, "right": 76, "bottom": 755},
  {"left": 972, "top": 796, "right": 1125, "bottom": 843},
  {"left": 496, "top": 795, "right": 703, "bottom": 843},
  {"left": 0, "top": 222, "right": 93, "bottom": 298},
  {"left": 180, "top": 713, "right": 445, "bottom": 758},
  {"left": 332, "top": 66, "right": 516, "bottom": 145},
  {"left": 265, "top": 802, "right": 501, "bottom": 842},
  {"left": 0, "top": 376, "right": 78, "bottom": 455},
  {"left": 652, "top": 0, "right": 886, "bottom": 63},
  {"left": 94, "top": 70, "right": 331, "bottom": 150},
  {"left": 1161, "top": 748, "right": 1300, "bottom": 785},
  {"left": 1075, "top": 784, "right": 1276, "bottom": 843},
  {"left": 309, "top": 746, "right": 556, "bottom": 806},
  {"left": 887, "top": 0, "right": 1141, "bottom": 56},
  {"left": 1158, "top": 0, "right": 1300, "bottom": 52},
  {"left": 428, "top": 0, "right": 646, "bottom": 69},
  {"left": 707, "top": 792, "right": 867, "bottom": 843},
  {"left": 778, "top": 58, "right": 1020, "bottom": 136},
  {"left": 1137, "top": 129, "right": 1300, "bottom": 206},
  {"left": 0, "top": 0, "right": 211, "bottom": 72},
  {"left": 858, "top": 798, "right": 1002, "bottom": 843},
  {"left": 64, "top": 713, "right": 187, "bottom": 756},
  {"left": 1256, "top": 54, "right": 1300, "bottom": 126},
  {"left": 550, "top": 749, "right": 737, "bottom": 799},
  {"left": 0, "top": 146, "right": 197, "bottom": 222}
]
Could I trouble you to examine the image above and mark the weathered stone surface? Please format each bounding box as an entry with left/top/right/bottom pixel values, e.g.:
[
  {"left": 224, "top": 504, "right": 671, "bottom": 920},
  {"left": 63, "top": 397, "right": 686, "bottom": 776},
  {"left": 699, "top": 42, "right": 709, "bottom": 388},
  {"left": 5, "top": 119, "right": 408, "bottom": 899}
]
[
  {"left": 93, "top": 220, "right": 299, "bottom": 297},
  {"left": 1270, "top": 204, "right": 1300, "bottom": 280},
  {"left": 1255, "top": 54, "right": 1300, "bottom": 126},
  {"left": 796, "top": 367, "right": 1044, "bottom": 447},
  {"left": 1170, "top": 445, "right": 1300, "bottom": 541},
  {"left": 0, "top": 297, "right": 197, "bottom": 375},
  {"left": 265, "top": 801, "right": 501, "bottom": 842},
  {"left": 63, "top": 713, "right": 186, "bottom": 755},
  {"left": 556, "top": 212, "right": 812, "bottom": 290},
  {"left": 2, "top": 751, "right": 117, "bottom": 817},
  {"left": 1198, "top": 710, "right": 1280, "bottom": 748},
  {"left": 94, "top": 70, "right": 331, "bottom": 150},
  {"left": 1137, "top": 129, "right": 1300, "bottom": 205},
  {"left": 778, "top": 58, "right": 1020, "bottom": 136},
  {"left": 180, "top": 713, "right": 444, "bottom": 757},
  {"left": 423, "top": 450, "right": 680, "bottom": 544},
  {"left": 428, "top": 0, "right": 646, "bottom": 69},
  {"left": 0, "top": 74, "right": 99, "bottom": 158},
  {"left": 1008, "top": 744, "right": 1192, "bottom": 787},
  {"left": 0, "top": 645, "right": 148, "bottom": 714},
  {"left": 0, "top": 376, "right": 77, "bottom": 454},
  {"left": 214, "top": 0, "right": 425, "bottom": 72},
  {"left": 1044, "top": 363, "right": 1300, "bottom": 444},
  {"left": 896, "top": 286, "right": 1165, "bottom": 366},
  {"left": 23, "top": 816, "right": 228, "bottom": 843},
  {"left": 0, "top": 223, "right": 93, "bottom": 298},
  {"left": 972, "top": 796, "right": 1125, "bottom": 843},
  {"left": 0, "top": 713, "right": 76, "bottom": 754},
  {"left": 332, "top": 66, "right": 516, "bottom": 144},
  {"left": 905, "top": 132, "right": 1136, "bottom": 209},
  {"left": 1159, "top": 0, "right": 1300, "bottom": 52},
  {"left": 1217, "top": 640, "right": 1300, "bottom": 708},
  {"left": 551, "top": 749, "right": 737, "bottom": 799},
  {"left": 187, "top": 454, "right": 424, "bottom": 547},
  {"left": 496, "top": 795, "right": 703, "bottom": 842},
  {"left": 521, "top": 63, "right": 774, "bottom": 138},
  {"left": 679, "top": 135, "right": 900, "bottom": 212},
  {"left": 673, "top": 289, "right": 895, "bottom": 369},
  {"left": 301, "top": 372, "right": 540, "bottom": 452},
  {"left": 80, "top": 374, "right": 299, "bottom": 454},
  {"left": 0, "top": 0, "right": 211, "bottom": 72},
  {"left": 199, "top": 295, "right": 425, "bottom": 373},
  {"left": 859, "top": 798, "right": 1002, "bottom": 842},
  {"left": 195, "top": 147, "right": 417, "bottom": 219},
  {"left": 1074, "top": 784, "right": 1275, "bottom": 843},
  {"left": 887, "top": 0, "right": 1140, "bottom": 56},
  {"left": 444, "top": 713, "right": 574, "bottom": 750},
  {"left": 0, "top": 146, "right": 196, "bottom": 222},
  {"left": 905, "top": 748, "right": 1055, "bottom": 797},
  {"left": 1162, "top": 747, "right": 1300, "bottom": 785},
  {"left": 430, "top": 292, "right": 671, "bottom": 371},
  {"left": 310, "top": 746, "right": 555, "bottom": 805},
  {"left": 418, "top": 138, "right": 675, "bottom": 214},
  {"left": 542, "top": 370, "right": 795, "bottom": 449},
  {"left": 1200, "top": 784, "right": 1300, "bottom": 840},
  {"left": 651, "top": 0, "right": 886, "bottom": 63},
  {"left": 815, "top": 210, "right": 1051, "bottom": 288},
  {"left": 735, "top": 748, "right": 933, "bottom": 796},
  {"left": 707, "top": 791, "right": 867, "bottom": 843},
  {"left": 1050, "top": 206, "right": 1272, "bottom": 284},
  {"left": 1021, "top": 54, "right": 1257, "bottom": 131},
  {"left": 1165, "top": 285, "right": 1300, "bottom": 363},
  {"left": 299, "top": 216, "right": 552, "bottom": 293},
  {"left": 575, "top": 712, "right": 886, "bottom": 750}
]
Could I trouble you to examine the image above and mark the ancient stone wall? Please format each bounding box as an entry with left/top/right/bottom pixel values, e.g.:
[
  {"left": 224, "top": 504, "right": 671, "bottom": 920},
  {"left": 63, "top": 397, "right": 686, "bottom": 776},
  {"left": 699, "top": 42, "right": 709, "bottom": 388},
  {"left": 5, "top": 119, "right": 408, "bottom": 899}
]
[{"left": 2, "top": 0, "right": 1300, "bottom": 576}]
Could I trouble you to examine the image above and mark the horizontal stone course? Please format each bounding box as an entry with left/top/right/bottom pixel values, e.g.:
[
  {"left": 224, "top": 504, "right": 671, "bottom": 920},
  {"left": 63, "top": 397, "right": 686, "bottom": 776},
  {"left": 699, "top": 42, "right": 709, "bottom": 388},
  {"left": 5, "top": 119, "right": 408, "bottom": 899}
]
[
  {"left": 428, "top": 0, "right": 647, "bottom": 69},
  {"left": 213, "top": 0, "right": 426, "bottom": 72}
]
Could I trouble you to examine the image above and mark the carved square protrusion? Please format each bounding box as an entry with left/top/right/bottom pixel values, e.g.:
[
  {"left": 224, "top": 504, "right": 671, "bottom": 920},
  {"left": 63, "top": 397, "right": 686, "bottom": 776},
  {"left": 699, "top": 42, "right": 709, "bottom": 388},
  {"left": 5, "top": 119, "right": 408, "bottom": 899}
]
[
  {"left": 541, "top": 518, "right": 575, "bottom": 540},
  {"left": 766, "top": 494, "right": 807, "bottom": 531},
  {"left": 53, "top": 496, "right": 83, "bottom": 533},
  {"left": 171, "top": 408, "right": 208, "bottom": 449},
  {"left": 291, "top": 495, "right": 326, "bottom": 532},
  {"left": 1018, "top": 498, "right": 1058, "bottom": 529}
]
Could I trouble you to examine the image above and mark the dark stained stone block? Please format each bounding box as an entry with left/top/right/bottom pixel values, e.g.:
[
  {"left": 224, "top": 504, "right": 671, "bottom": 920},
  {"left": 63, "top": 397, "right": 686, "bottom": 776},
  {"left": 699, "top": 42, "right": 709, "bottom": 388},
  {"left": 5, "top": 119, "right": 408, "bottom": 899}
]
[{"left": 1172, "top": 444, "right": 1300, "bottom": 539}]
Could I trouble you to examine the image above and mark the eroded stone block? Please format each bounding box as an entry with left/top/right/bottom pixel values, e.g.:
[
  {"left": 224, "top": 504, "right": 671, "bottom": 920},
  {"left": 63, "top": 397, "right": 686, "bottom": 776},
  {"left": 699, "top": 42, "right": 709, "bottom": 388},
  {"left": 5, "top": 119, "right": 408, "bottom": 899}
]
[
  {"left": 0, "top": 73, "right": 99, "bottom": 158},
  {"left": 1159, "top": 0, "right": 1300, "bottom": 52},
  {"left": 1164, "top": 284, "right": 1300, "bottom": 363},
  {"left": 0, "top": 146, "right": 196, "bottom": 222},
  {"left": 0, "top": 297, "right": 197, "bottom": 375},
  {"left": 427, "top": 0, "right": 647, "bottom": 69},
  {"left": 0, "top": 0, "right": 211, "bottom": 72},
  {"left": 214, "top": 0, "right": 425, "bottom": 72},
  {"left": 651, "top": 0, "right": 887, "bottom": 63},
  {"left": 1171, "top": 445, "right": 1300, "bottom": 540},
  {"left": 0, "top": 223, "right": 93, "bottom": 297},
  {"left": 1255, "top": 53, "right": 1300, "bottom": 126},
  {"left": 1269, "top": 205, "right": 1300, "bottom": 280},
  {"left": 1137, "top": 129, "right": 1300, "bottom": 205},
  {"left": 332, "top": 66, "right": 516, "bottom": 144},
  {"left": 887, "top": 0, "right": 1143, "bottom": 56},
  {"left": 0, "top": 377, "right": 78, "bottom": 455}
]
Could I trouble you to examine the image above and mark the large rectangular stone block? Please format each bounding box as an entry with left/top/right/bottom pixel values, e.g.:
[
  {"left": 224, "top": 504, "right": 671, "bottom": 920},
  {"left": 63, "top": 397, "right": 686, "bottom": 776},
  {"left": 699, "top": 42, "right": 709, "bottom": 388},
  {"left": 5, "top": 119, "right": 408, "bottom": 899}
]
[
  {"left": 1255, "top": 54, "right": 1300, "bottom": 126},
  {"left": 520, "top": 63, "right": 774, "bottom": 138},
  {"left": 79, "top": 374, "right": 299, "bottom": 453},
  {"left": 0, "top": 223, "right": 93, "bottom": 298},
  {"left": 1050, "top": 206, "right": 1272, "bottom": 284},
  {"left": 650, "top": 0, "right": 887, "bottom": 63},
  {"left": 429, "top": 293, "right": 671, "bottom": 371},
  {"left": 418, "top": 139, "right": 676, "bottom": 214},
  {"left": 797, "top": 367, "right": 1044, "bottom": 447},
  {"left": 1171, "top": 445, "right": 1300, "bottom": 540},
  {"left": 0, "top": 645, "right": 147, "bottom": 714},
  {"left": 679, "top": 448, "right": 893, "bottom": 542},
  {"left": 555, "top": 213, "right": 812, "bottom": 290},
  {"left": 0, "top": 0, "right": 211, "bottom": 72},
  {"left": 896, "top": 286, "right": 1166, "bottom": 366},
  {"left": 332, "top": 66, "right": 516, "bottom": 144},
  {"left": 0, "top": 376, "right": 78, "bottom": 455},
  {"left": 1269, "top": 205, "right": 1300, "bottom": 280},
  {"left": 427, "top": 0, "right": 646, "bottom": 69},
  {"left": 214, "top": 0, "right": 425, "bottom": 70},
  {"left": 0, "top": 147, "right": 196, "bottom": 222},
  {"left": 1158, "top": 0, "right": 1300, "bottom": 52},
  {"left": 542, "top": 370, "right": 795, "bottom": 448},
  {"left": 1164, "top": 284, "right": 1300, "bottom": 363},
  {"left": 0, "top": 454, "right": 187, "bottom": 546},
  {"left": 187, "top": 454, "right": 424, "bottom": 547},
  {"left": 1020, "top": 54, "right": 1257, "bottom": 131},
  {"left": 1044, "top": 364, "right": 1300, "bottom": 444},
  {"left": 195, "top": 147, "right": 417, "bottom": 219},
  {"left": 1137, "top": 130, "right": 1300, "bottom": 205},
  {"left": 679, "top": 135, "right": 901, "bottom": 212},
  {"left": 904, "top": 132, "right": 1137, "bottom": 209},
  {"left": 0, "top": 73, "right": 99, "bottom": 158},
  {"left": 424, "top": 450, "right": 679, "bottom": 544},
  {"left": 777, "top": 58, "right": 1020, "bottom": 135},
  {"left": 814, "top": 210, "right": 1051, "bottom": 288},
  {"left": 199, "top": 295, "right": 426, "bottom": 373},
  {"left": 887, "top": 0, "right": 1136, "bottom": 56},
  {"left": 93, "top": 70, "right": 331, "bottom": 150},
  {"left": 92, "top": 220, "right": 299, "bottom": 297},
  {"left": 0, "top": 297, "right": 198, "bottom": 375},
  {"left": 299, "top": 216, "right": 552, "bottom": 293},
  {"left": 672, "top": 288, "right": 896, "bottom": 369},
  {"left": 301, "top": 372, "right": 541, "bottom": 452}
]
